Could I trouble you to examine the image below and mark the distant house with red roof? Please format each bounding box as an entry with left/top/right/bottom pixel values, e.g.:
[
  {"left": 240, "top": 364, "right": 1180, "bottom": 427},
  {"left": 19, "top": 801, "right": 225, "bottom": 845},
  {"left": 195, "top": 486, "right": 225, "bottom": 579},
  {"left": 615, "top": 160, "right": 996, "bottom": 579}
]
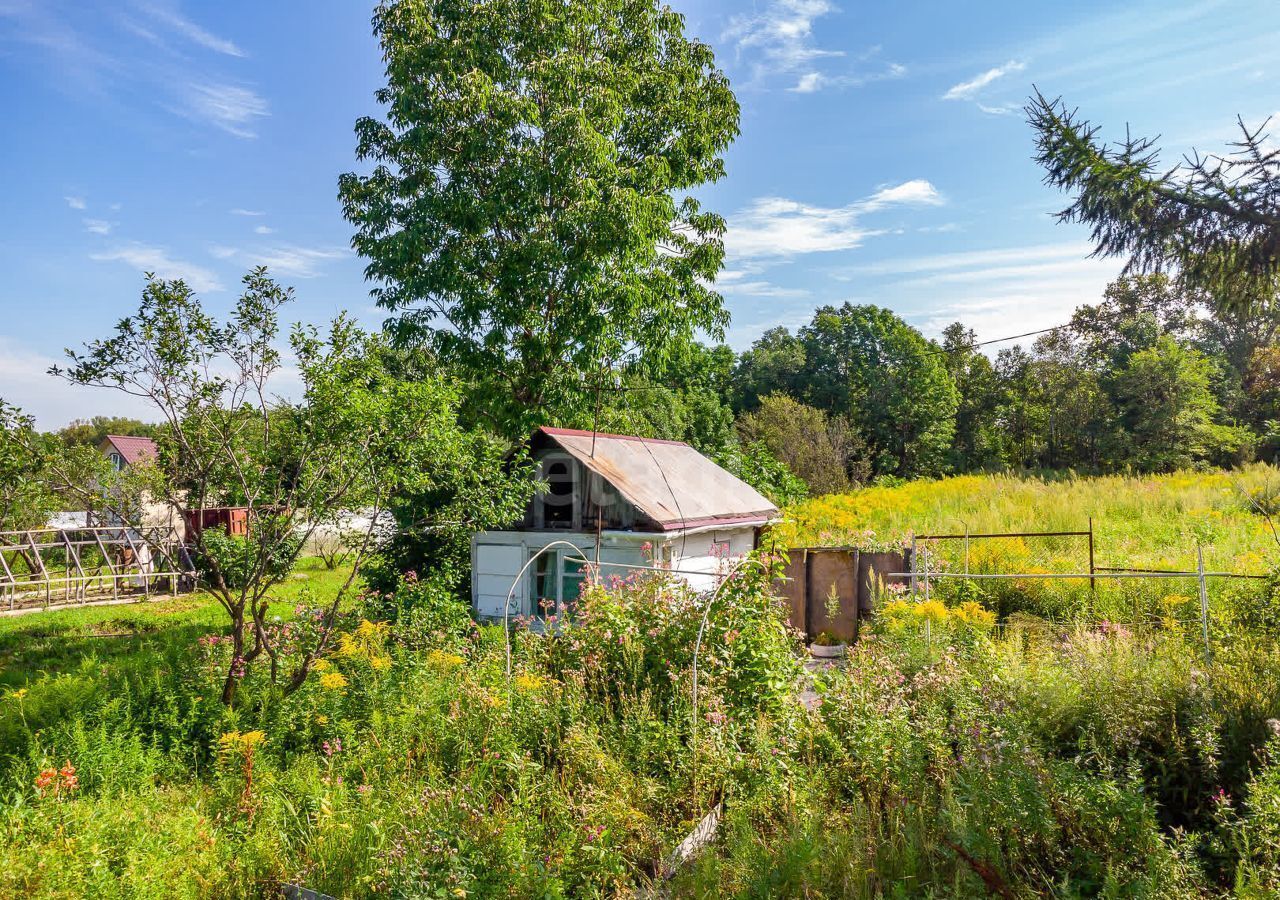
[
  {"left": 99, "top": 434, "right": 158, "bottom": 472},
  {"left": 471, "top": 427, "right": 779, "bottom": 621},
  {"left": 94, "top": 435, "right": 176, "bottom": 530}
]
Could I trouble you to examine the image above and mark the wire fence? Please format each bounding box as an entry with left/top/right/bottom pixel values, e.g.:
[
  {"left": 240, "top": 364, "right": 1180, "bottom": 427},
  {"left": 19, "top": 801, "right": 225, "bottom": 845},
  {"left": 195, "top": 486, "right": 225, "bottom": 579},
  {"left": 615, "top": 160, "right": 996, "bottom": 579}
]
[{"left": 898, "top": 525, "right": 1271, "bottom": 651}]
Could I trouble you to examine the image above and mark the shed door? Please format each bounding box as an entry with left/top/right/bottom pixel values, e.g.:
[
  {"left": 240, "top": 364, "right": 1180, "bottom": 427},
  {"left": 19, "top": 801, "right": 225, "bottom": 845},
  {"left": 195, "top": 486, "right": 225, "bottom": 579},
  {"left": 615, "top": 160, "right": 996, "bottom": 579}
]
[{"left": 474, "top": 542, "right": 525, "bottom": 619}]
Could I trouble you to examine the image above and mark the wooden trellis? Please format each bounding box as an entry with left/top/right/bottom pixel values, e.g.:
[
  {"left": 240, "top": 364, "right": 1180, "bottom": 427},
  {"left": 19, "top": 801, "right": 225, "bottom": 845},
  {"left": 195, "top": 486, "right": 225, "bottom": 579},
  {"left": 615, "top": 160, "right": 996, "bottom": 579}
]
[{"left": 0, "top": 526, "right": 194, "bottom": 611}]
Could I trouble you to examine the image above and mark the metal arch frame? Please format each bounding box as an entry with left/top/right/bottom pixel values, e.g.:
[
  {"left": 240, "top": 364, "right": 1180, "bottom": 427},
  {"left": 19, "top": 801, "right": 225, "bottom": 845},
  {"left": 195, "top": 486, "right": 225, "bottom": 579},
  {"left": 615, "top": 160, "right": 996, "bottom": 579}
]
[
  {"left": 0, "top": 525, "right": 193, "bottom": 610},
  {"left": 501, "top": 539, "right": 596, "bottom": 682},
  {"left": 496, "top": 535, "right": 773, "bottom": 803}
]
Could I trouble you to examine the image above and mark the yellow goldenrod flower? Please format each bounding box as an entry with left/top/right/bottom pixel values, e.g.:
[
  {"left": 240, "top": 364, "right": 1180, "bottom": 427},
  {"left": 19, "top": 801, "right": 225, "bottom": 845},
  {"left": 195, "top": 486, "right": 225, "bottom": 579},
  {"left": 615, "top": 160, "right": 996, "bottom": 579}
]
[
  {"left": 912, "top": 599, "right": 949, "bottom": 625},
  {"left": 218, "top": 730, "right": 266, "bottom": 755},
  {"left": 319, "top": 672, "right": 349, "bottom": 691},
  {"left": 514, "top": 673, "right": 546, "bottom": 692},
  {"left": 427, "top": 650, "right": 465, "bottom": 669}
]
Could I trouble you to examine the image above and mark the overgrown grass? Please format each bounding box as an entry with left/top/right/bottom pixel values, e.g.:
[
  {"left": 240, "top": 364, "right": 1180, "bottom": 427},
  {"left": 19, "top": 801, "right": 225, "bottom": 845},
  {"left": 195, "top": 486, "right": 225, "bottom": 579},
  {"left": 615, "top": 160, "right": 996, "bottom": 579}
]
[
  {"left": 1, "top": 484, "right": 1279, "bottom": 896},
  {"left": 775, "top": 465, "right": 1280, "bottom": 570},
  {"left": 0, "top": 557, "right": 353, "bottom": 688},
  {"left": 773, "top": 465, "right": 1280, "bottom": 621}
]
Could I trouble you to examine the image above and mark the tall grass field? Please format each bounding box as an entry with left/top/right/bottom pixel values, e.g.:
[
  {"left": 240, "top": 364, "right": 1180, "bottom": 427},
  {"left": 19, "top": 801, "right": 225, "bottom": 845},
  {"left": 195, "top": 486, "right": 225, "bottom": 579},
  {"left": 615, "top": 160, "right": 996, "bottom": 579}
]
[
  {"left": 772, "top": 464, "right": 1280, "bottom": 623},
  {"left": 1, "top": 472, "right": 1279, "bottom": 897}
]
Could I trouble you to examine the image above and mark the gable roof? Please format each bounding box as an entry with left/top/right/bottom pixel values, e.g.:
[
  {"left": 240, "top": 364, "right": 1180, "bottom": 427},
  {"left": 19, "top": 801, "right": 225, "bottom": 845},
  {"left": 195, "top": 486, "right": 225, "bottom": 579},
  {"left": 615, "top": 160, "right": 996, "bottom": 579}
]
[
  {"left": 101, "top": 435, "right": 158, "bottom": 466},
  {"left": 535, "top": 427, "right": 779, "bottom": 531}
]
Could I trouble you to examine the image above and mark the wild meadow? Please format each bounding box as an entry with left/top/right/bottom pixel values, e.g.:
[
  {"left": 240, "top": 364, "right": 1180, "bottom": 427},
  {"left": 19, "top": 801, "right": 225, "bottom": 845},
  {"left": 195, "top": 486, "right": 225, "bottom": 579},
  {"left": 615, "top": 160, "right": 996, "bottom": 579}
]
[
  {"left": 0, "top": 473, "right": 1278, "bottom": 897},
  {"left": 773, "top": 464, "right": 1280, "bottom": 625}
]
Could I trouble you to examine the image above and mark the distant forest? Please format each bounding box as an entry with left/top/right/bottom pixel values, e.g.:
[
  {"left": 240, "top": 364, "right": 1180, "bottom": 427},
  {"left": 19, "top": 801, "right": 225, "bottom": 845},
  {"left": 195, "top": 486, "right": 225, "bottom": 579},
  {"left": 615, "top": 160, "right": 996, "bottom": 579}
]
[{"left": 574, "top": 271, "right": 1280, "bottom": 499}]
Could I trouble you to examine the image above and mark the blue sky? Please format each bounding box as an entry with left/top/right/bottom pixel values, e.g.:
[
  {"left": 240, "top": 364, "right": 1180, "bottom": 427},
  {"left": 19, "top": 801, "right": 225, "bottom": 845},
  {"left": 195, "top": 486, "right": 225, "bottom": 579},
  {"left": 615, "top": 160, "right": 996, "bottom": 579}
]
[{"left": 1, "top": 0, "right": 1277, "bottom": 427}]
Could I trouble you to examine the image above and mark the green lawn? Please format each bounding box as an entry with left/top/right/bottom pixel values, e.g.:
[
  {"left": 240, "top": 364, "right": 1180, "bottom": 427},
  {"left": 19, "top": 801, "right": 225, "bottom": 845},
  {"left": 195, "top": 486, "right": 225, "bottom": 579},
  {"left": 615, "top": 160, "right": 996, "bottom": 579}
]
[{"left": 0, "top": 557, "right": 353, "bottom": 690}]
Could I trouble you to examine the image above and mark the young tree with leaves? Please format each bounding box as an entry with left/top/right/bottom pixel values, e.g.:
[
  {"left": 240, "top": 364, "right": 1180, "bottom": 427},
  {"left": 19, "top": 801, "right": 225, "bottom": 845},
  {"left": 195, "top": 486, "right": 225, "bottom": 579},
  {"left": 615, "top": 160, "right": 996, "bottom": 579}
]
[
  {"left": 339, "top": 0, "right": 740, "bottom": 437},
  {"left": 736, "top": 393, "right": 867, "bottom": 495},
  {"left": 53, "top": 270, "right": 519, "bottom": 704},
  {"left": 1111, "top": 335, "right": 1251, "bottom": 471}
]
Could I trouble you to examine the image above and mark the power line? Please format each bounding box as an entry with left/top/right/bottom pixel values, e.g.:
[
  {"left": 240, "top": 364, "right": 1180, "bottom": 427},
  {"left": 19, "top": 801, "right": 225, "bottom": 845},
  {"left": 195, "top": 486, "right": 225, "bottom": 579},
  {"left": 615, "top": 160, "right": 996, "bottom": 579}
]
[{"left": 922, "top": 323, "right": 1071, "bottom": 356}]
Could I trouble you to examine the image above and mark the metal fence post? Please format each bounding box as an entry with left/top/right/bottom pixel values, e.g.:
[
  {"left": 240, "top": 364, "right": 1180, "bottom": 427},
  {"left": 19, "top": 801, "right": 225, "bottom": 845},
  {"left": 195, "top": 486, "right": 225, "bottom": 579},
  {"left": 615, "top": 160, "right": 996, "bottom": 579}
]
[
  {"left": 909, "top": 535, "right": 918, "bottom": 600},
  {"left": 1197, "top": 544, "right": 1211, "bottom": 659},
  {"left": 1087, "top": 517, "right": 1097, "bottom": 621},
  {"left": 922, "top": 547, "right": 931, "bottom": 645},
  {"left": 923, "top": 547, "right": 930, "bottom": 603}
]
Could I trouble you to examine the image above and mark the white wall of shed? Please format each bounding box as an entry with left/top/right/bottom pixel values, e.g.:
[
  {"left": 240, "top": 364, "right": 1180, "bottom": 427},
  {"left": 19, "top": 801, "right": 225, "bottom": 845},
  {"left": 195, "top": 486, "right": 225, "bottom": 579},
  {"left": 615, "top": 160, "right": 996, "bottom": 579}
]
[
  {"left": 471, "top": 525, "right": 758, "bottom": 617},
  {"left": 666, "top": 526, "right": 757, "bottom": 593}
]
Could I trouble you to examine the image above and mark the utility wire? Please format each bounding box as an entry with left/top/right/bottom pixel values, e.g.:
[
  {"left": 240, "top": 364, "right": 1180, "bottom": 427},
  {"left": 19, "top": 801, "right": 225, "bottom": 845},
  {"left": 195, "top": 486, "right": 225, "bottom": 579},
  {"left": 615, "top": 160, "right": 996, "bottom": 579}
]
[{"left": 920, "top": 323, "right": 1071, "bottom": 356}]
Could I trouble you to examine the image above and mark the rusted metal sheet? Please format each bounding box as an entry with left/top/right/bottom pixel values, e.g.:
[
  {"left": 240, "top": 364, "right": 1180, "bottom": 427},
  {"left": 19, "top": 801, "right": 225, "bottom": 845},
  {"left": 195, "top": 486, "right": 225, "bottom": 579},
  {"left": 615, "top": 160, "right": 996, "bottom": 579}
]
[
  {"left": 538, "top": 427, "right": 778, "bottom": 531},
  {"left": 857, "top": 550, "right": 907, "bottom": 615},
  {"left": 807, "top": 548, "right": 858, "bottom": 643},
  {"left": 773, "top": 549, "right": 808, "bottom": 635}
]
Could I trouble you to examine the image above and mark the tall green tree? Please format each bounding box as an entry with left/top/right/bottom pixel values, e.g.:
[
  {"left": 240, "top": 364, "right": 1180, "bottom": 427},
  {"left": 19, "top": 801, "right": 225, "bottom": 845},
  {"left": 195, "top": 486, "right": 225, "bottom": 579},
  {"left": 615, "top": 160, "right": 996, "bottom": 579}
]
[
  {"left": 1069, "top": 274, "right": 1200, "bottom": 372},
  {"left": 993, "top": 346, "right": 1048, "bottom": 469},
  {"left": 1028, "top": 91, "right": 1280, "bottom": 314},
  {"left": 587, "top": 340, "right": 738, "bottom": 455},
  {"left": 1110, "top": 335, "right": 1250, "bottom": 471},
  {"left": 800, "top": 304, "right": 957, "bottom": 478},
  {"left": 732, "top": 327, "right": 807, "bottom": 412},
  {"left": 940, "top": 323, "right": 1002, "bottom": 471},
  {"left": 339, "top": 0, "right": 740, "bottom": 436},
  {"left": 1029, "top": 331, "right": 1109, "bottom": 470}
]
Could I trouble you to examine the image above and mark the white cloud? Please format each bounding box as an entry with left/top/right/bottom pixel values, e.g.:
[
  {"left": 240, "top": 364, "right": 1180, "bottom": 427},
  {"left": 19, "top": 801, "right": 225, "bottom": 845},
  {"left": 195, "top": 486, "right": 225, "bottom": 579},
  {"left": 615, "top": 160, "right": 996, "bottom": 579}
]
[
  {"left": 83, "top": 218, "right": 112, "bottom": 234},
  {"left": 790, "top": 72, "right": 825, "bottom": 93},
  {"left": 247, "top": 245, "right": 347, "bottom": 278},
  {"left": 230, "top": 208, "right": 265, "bottom": 216},
  {"left": 64, "top": 195, "right": 86, "bottom": 209},
  {"left": 846, "top": 241, "right": 1124, "bottom": 344},
  {"left": 253, "top": 224, "right": 274, "bottom": 235},
  {"left": 724, "top": 0, "right": 844, "bottom": 88},
  {"left": 2, "top": 4, "right": 262, "bottom": 138},
  {"left": 846, "top": 240, "right": 1094, "bottom": 277},
  {"left": 138, "top": 1, "right": 244, "bottom": 57},
  {"left": 787, "top": 62, "right": 907, "bottom": 93},
  {"left": 179, "top": 81, "right": 269, "bottom": 138},
  {"left": 725, "top": 180, "right": 944, "bottom": 259},
  {"left": 211, "top": 243, "right": 349, "bottom": 278},
  {"left": 725, "top": 1, "right": 907, "bottom": 94},
  {"left": 716, "top": 269, "right": 810, "bottom": 298},
  {"left": 860, "top": 179, "right": 943, "bottom": 210},
  {"left": 942, "top": 59, "right": 1025, "bottom": 101},
  {"left": 90, "top": 242, "right": 224, "bottom": 291}
]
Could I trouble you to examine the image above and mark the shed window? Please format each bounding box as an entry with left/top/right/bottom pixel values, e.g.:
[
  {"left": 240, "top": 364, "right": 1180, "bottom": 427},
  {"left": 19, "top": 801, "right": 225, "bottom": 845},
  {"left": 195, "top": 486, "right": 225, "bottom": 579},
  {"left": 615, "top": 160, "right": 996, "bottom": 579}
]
[
  {"left": 541, "top": 457, "right": 575, "bottom": 528},
  {"left": 531, "top": 550, "right": 587, "bottom": 618}
]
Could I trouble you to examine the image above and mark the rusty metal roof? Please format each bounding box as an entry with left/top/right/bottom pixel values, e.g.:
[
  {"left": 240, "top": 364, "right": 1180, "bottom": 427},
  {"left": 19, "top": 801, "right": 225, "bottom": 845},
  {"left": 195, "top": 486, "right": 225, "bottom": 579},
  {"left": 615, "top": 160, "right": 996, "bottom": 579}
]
[{"left": 537, "top": 427, "right": 779, "bottom": 532}]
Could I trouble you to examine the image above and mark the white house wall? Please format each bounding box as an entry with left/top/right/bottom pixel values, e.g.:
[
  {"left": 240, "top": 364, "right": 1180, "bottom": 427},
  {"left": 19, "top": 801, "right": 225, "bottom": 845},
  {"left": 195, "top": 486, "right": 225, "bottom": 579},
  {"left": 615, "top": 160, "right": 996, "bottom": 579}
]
[
  {"left": 471, "top": 526, "right": 757, "bottom": 618},
  {"left": 667, "top": 527, "right": 757, "bottom": 593}
]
